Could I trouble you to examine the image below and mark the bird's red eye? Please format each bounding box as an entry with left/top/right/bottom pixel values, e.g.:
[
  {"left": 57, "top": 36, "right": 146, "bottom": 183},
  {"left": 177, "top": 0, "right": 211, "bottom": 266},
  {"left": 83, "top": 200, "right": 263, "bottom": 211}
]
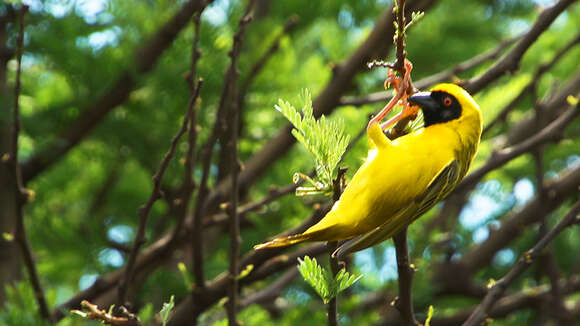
[{"left": 443, "top": 97, "right": 452, "bottom": 107}]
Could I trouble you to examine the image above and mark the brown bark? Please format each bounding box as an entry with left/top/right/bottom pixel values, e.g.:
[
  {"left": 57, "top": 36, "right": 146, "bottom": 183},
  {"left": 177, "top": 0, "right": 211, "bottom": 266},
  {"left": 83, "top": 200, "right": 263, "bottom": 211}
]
[{"left": 0, "top": 5, "right": 20, "bottom": 305}]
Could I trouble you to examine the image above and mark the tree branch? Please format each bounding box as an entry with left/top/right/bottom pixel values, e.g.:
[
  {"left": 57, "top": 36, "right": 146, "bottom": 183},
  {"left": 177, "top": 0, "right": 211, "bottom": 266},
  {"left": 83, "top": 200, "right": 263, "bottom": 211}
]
[
  {"left": 117, "top": 80, "right": 200, "bottom": 308},
  {"left": 455, "top": 103, "right": 579, "bottom": 193},
  {"left": 482, "top": 32, "right": 580, "bottom": 136},
  {"left": 462, "top": 199, "right": 580, "bottom": 326},
  {"left": 226, "top": 2, "right": 256, "bottom": 324},
  {"left": 339, "top": 36, "right": 519, "bottom": 107},
  {"left": 461, "top": 0, "right": 576, "bottom": 94},
  {"left": 425, "top": 276, "right": 580, "bottom": 326},
  {"left": 205, "top": 0, "right": 438, "bottom": 216},
  {"left": 172, "top": 8, "right": 205, "bottom": 240},
  {"left": 393, "top": 228, "right": 418, "bottom": 326},
  {"left": 441, "top": 160, "right": 580, "bottom": 279},
  {"left": 21, "top": 0, "right": 212, "bottom": 183},
  {"left": 10, "top": 5, "right": 53, "bottom": 322}
]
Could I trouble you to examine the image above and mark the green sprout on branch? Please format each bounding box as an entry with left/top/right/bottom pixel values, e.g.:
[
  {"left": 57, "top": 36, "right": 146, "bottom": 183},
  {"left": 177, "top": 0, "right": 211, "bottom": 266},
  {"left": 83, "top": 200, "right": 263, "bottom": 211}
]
[
  {"left": 297, "top": 256, "right": 361, "bottom": 304},
  {"left": 159, "top": 295, "right": 175, "bottom": 326},
  {"left": 275, "top": 89, "right": 350, "bottom": 196}
]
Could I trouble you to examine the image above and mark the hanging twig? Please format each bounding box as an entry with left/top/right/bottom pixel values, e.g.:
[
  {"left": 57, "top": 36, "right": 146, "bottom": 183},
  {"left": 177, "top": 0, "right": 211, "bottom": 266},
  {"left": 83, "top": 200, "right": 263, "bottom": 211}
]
[
  {"left": 9, "top": 5, "right": 53, "bottom": 322},
  {"left": 171, "top": 78, "right": 204, "bottom": 241},
  {"left": 482, "top": 32, "right": 580, "bottom": 136},
  {"left": 385, "top": 0, "right": 419, "bottom": 325},
  {"left": 172, "top": 8, "right": 208, "bottom": 298},
  {"left": 117, "top": 78, "right": 199, "bottom": 309}
]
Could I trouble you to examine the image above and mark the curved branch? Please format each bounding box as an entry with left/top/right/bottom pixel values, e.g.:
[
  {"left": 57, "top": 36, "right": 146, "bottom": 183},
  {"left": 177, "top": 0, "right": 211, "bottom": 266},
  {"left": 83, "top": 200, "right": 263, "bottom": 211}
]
[
  {"left": 461, "top": 0, "right": 576, "bottom": 94},
  {"left": 462, "top": 200, "right": 580, "bottom": 326},
  {"left": 21, "top": 0, "right": 211, "bottom": 184}
]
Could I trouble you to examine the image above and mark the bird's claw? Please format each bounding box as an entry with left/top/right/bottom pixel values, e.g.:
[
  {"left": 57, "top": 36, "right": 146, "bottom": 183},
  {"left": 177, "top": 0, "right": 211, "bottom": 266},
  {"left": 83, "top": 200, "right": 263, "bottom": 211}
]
[{"left": 367, "top": 59, "right": 417, "bottom": 132}]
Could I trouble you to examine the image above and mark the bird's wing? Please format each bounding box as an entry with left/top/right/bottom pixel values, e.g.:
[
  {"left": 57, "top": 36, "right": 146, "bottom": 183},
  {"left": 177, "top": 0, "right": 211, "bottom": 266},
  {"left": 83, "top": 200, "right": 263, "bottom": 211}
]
[{"left": 334, "top": 159, "right": 460, "bottom": 258}]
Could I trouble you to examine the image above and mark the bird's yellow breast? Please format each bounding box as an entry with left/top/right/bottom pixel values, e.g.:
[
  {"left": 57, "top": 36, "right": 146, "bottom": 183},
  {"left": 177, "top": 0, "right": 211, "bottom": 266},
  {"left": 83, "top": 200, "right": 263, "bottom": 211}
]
[{"left": 309, "top": 118, "right": 480, "bottom": 238}]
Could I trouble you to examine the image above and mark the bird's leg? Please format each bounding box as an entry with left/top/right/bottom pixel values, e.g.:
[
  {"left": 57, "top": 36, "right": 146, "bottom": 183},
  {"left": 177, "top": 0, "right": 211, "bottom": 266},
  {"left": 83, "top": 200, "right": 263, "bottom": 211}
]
[
  {"left": 367, "top": 70, "right": 404, "bottom": 132},
  {"left": 380, "top": 60, "right": 418, "bottom": 131}
]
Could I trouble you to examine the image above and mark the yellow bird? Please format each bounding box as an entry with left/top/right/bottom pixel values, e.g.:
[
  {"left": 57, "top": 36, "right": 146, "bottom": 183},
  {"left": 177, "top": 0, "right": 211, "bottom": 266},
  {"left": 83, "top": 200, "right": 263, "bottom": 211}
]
[{"left": 255, "top": 83, "right": 482, "bottom": 257}]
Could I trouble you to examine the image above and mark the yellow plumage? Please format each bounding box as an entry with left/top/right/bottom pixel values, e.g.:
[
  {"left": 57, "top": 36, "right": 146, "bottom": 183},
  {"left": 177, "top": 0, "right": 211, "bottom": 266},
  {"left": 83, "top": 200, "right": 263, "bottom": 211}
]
[{"left": 255, "top": 83, "right": 482, "bottom": 256}]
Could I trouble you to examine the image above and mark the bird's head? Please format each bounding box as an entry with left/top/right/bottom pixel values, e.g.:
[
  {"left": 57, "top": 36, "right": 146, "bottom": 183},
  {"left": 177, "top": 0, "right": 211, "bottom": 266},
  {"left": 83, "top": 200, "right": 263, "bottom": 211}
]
[{"left": 408, "top": 83, "right": 481, "bottom": 127}]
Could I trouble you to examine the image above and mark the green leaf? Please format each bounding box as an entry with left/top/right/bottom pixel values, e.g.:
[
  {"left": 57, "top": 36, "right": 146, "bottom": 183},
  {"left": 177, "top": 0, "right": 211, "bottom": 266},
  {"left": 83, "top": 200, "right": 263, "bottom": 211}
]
[
  {"left": 275, "top": 89, "right": 350, "bottom": 196},
  {"left": 297, "top": 256, "right": 361, "bottom": 304},
  {"left": 159, "top": 295, "right": 175, "bottom": 326}
]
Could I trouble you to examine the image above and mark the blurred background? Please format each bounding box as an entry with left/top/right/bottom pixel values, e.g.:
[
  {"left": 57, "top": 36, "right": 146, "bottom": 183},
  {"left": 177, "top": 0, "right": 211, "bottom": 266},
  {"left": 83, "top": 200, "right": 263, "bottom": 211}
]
[{"left": 0, "top": 0, "right": 579, "bottom": 325}]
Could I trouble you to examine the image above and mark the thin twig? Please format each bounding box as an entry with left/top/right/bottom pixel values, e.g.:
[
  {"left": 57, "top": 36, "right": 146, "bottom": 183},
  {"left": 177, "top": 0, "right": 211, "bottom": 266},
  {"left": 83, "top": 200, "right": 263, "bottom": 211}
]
[
  {"left": 202, "top": 182, "right": 298, "bottom": 227},
  {"left": 327, "top": 241, "right": 339, "bottom": 326},
  {"left": 388, "top": 1, "right": 419, "bottom": 325},
  {"left": 180, "top": 7, "right": 207, "bottom": 296},
  {"left": 393, "top": 228, "right": 419, "bottom": 326},
  {"left": 72, "top": 300, "right": 141, "bottom": 326},
  {"left": 455, "top": 104, "right": 579, "bottom": 193},
  {"left": 381, "top": 276, "right": 580, "bottom": 326},
  {"left": 190, "top": 0, "right": 251, "bottom": 292},
  {"left": 392, "top": 0, "right": 408, "bottom": 74},
  {"left": 165, "top": 10, "right": 206, "bottom": 243},
  {"left": 171, "top": 78, "right": 204, "bottom": 240},
  {"left": 461, "top": 0, "right": 575, "bottom": 94},
  {"left": 340, "top": 36, "right": 519, "bottom": 107},
  {"left": 21, "top": 0, "right": 213, "bottom": 184},
  {"left": 462, "top": 199, "right": 580, "bottom": 326},
  {"left": 10, "top": 5, "right": 52, "bottom": 322},
  {"left": 117, "top": 83, "right": 197, "bottom": 308},
  {"left": 238, "top": 15, "right": 298, "bottom": 98},
  {"left": 482, "top": 32, "right": 580, "bottom": 136},
  {"left": 227, "top": 2, "right": 256, "bottom": 325}
]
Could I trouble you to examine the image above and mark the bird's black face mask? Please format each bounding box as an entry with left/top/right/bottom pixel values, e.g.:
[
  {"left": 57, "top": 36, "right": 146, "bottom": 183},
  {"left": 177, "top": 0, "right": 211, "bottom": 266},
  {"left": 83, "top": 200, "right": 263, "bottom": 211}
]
[{"left": 408, "top": 91, "right": 462, "bottom": 127}]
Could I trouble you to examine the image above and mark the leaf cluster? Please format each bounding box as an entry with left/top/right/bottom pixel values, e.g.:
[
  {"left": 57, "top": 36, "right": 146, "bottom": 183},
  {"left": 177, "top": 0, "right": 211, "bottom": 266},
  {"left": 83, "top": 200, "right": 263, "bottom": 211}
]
[
  {"left": 275, "top": 89, "right": 350, "bottom": 196},
  {"left": 297, "top": 256, "right": 361, "bottom": 304}
]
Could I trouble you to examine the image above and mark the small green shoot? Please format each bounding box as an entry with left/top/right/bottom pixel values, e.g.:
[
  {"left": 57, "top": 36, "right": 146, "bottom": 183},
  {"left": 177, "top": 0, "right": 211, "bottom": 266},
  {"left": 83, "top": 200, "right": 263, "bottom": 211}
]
[
  {"left": 235, "top": 264, "right": 254, "bottom": 280},
  {"left": 2, "top": 232, "right": 14, "bottom": 241},
  {"left": 177, "top": 262, "right": 194, "bottom": 290},
  {"left": 275, "top": 89, "right": 350, "bottom": 196},
  {"left": 425, "top": 305, "right": 434, "bottom": 326},
  {"left": 297, "top": 256, "right": 361, "bottom": 304},
  {"left": 159, "top": 295, "right": 175, "bottom": 326}
]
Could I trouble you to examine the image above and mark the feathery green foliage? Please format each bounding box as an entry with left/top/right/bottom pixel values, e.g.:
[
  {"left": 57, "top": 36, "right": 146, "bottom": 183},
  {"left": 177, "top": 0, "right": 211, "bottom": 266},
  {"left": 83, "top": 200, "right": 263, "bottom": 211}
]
[
  {"left": 297, "top": 256, "right": 361, "bottom": 304},
  {"left": 275, "top": 89, "right": 350, "bottom": 196}
]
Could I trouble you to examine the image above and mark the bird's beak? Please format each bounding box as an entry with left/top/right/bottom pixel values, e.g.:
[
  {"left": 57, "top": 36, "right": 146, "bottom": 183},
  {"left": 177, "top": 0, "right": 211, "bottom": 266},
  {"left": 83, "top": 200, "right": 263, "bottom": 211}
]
[{"left": 408, "top": 91, "right": 438, "bottom": 111}]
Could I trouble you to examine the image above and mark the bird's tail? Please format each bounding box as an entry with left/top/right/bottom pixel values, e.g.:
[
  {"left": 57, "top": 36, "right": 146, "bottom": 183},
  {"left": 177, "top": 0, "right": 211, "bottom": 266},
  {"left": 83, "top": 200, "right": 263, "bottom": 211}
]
[
  {"left": 254, "top": 229, "right": 329, "bottom": 250},
  {"left": 254, "top": 233, "right": 312, "bottom": 250}
]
